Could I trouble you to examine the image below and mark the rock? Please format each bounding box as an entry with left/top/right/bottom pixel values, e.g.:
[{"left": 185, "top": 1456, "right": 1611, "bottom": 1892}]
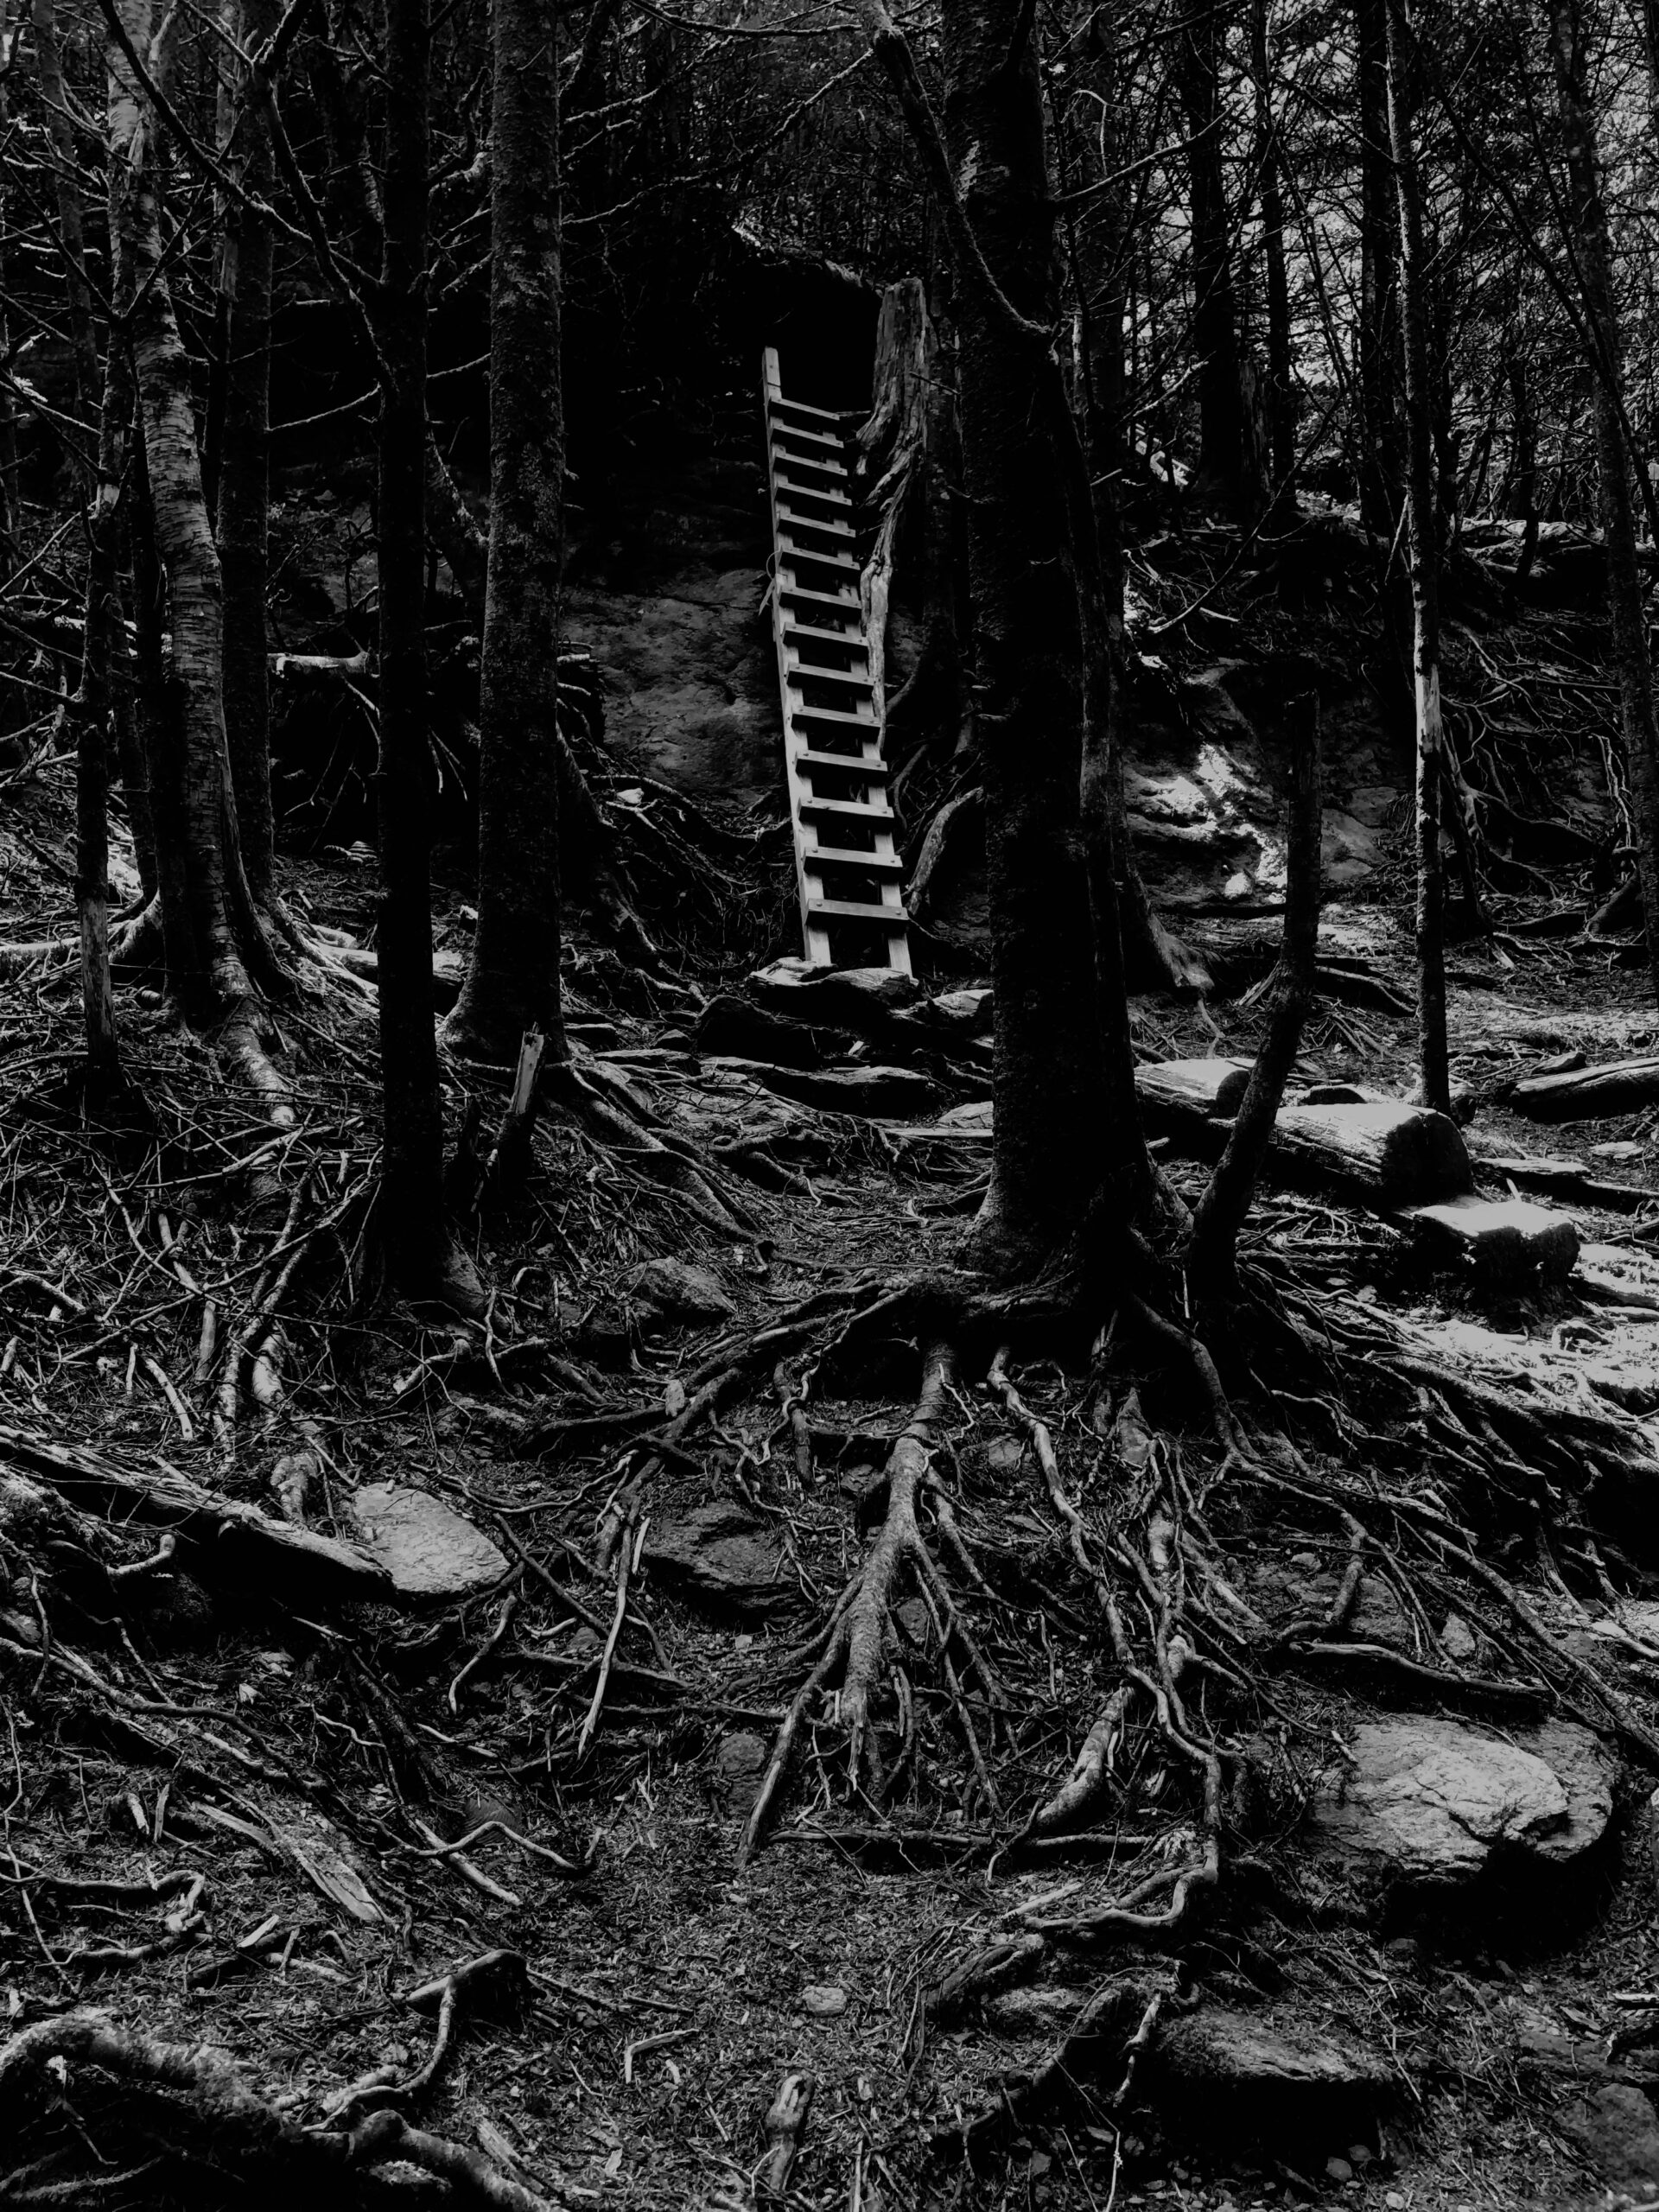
[
  {"left": 628, "top": 1257, "right": 736, "bottom": 1324},
  {"left": 349, "top": 1484, "right": 510, "bottom": 1603},
  {"left": 1564, "top": 2085, "right": 1659, "bottom": 2189},
  {"left": 925, "top": 987, "right": 993, "bottom": 1034},
  {"left": 1325, "top": 2157, "right": 1353, "bottom": 2183},
  {"left": 710, "top": 1058, "right": 943, "bottom": 1120},
  {"left": 1150, "top": 2008, "right": 1391, "bottom": 2146},
  {"left": 748, "top": 957, "right": 920, "bottom": 1025},
  {"left": 802, "top": 1985, "right": 847, "bottom": 2017},
  {"left": 642, "top": 1501, "right": 787, "bottom": 1617},
  {"left": 713, "top": 1732, "right": 768, "bottom": 1814},
  {"left": 1440, "top": 1612, "right": 1479, "bottom": 1663},
  {"left": 1308, "top": 1717, "right": 1615, "bottom": 1891},
  {"left": 1402, "top": 1193, "right": 1580, "bottom": 1283},
  {"left": 694, "top": 995, "right": 855, "bottom": 1069}
]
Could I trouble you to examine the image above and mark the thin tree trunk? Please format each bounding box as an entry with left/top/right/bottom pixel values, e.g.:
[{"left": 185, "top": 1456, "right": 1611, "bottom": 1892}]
[
  {"left": 376, "top": 0, "right": 478, "bottom": 1305},
  {"left": 1355, "top": 0, "right": 1402, "bottom": 542},
  {"left": 1552, "top": 0, "right": 1659, "bottom": 1006},
  {"left": 0, "top": 0, "right": 20, "bottom": 570},
  {"left": 1186, "top": 692, "right": 1322, "bottom": 1288},
  {"left": 216, "top": 0, "right": 277, "bottom": 900},
  {"left": 1384, "top": 0, "right": 1448, "bottom": 1112},
  {"left": 1177, "top": 3, "right": 1247, "bottom": 512},
  {"left": 71, "top": 116, "right": 143, "bottom": 1088},
  {"left": 444, "top": 0, "right": 566, "bottom": 1062},
  {"left": 33, "top": 0, "right": 100, "bottom": 450},
  {"left": 1249, "top": 0, "right": 1295, "bottom": 494},
  {"left": 113, "top": 0, "right": 263, "bottom": 1020}
]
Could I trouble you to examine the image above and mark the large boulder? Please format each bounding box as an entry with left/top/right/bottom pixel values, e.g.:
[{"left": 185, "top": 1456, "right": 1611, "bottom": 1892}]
[
  {"left": 1308, "top": 1717, "right": 1614, "bottom": 1892},
  {"left": 642, "top": 1501, "right": 789, "bottom": 1618}
]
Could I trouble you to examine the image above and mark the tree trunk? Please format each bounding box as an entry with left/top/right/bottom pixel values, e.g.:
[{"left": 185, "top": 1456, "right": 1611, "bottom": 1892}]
[
  {"left": 376, "top": 0, "right": 478, "bottom": 1306},
  {"left": 33, "top": 0, "right": 99, "bottom": 453},
  {"left": 1185, "top": 693, "right": 1322, "bottom": 1289},
  {"left": 71, "top": 111, "right": 144, "bottom": 1089},
  {"left": 1384, "top": 0, "right": 1449, "bottom": 1111},
  {"left": 1355, "top": 0, "right": 1402, "bottom": 542},
  {"left": 1177, "top": 4, "right": 1247, "bottom": 513},
  {"left": 0, "top": 0, "right": 17, "bottom": 570},
  {"left": 111, "top": 0, "right": 277, "bottom": 1047},
  {"left": 443, "top": 0, "right": 566, "bottom": 1063},
  {"left": 931, "top": 3, "right": 1103, "bottom": 1273},
  {"left": 1249, "top": 0, "right": 1295, "bottom": 495},
  {"left": 215, "top": 0, "right": 277, "bottom": 900},
  {"left": 1560, "top": 0, "right": 1659, "bottom": 1006}
]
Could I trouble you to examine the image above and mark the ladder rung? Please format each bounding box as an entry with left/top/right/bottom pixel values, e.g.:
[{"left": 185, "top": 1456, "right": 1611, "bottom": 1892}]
[
  {"left": 793, "top": 749, "right": 890, "bottom": 777},
  {"left": 798, "top": 794, "right": 895, "bottom": 825},
  {"left": 772, "top": 423, "right": 846, "bottom": 454},
  {"left": 808, "top": 847, "right": 905, "bottom": 874},
  {"left": 773, "top": 465, "right": 852, "bottom": 499},
  {"left": 790, "top": 703, "right": 877, "bottom": 730},
  {"left": 787, "top": 665, "right": 874, "bottom": 696},
  {"left": 785, "top": 620, "right": 868, "bottom": 646},
  {"left": 779, "top": 537, "right": 860, "bottom": 569},
  {"left": 805, "top": 896, "right": 909, "bottom": 922},
  {"left": 779, "top": 585, "right": 860, "bottom": 614},
  {"left": 771, "top": 394, "right": 858, "bottom": 424},
  {"left": 777, "top": 503, "right": 856, "bottom": 537}
]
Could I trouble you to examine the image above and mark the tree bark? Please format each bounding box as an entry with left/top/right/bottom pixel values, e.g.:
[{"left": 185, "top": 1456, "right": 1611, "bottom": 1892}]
[
  {"left": 1384, "top": 0, "right": 1449, "bottom": 1111},
  {"left": 33, "top": 0, "right": 100, "bottom": 454},
  {"left": 72, "top": 103, "right": 143, "bottom": 1089},
  {"left": 111, "top": 0, "right": 276, "bottom": 1040},
  {"left": 0, "top": 0, "right": 17, "bottom": 569},
  {"left": 1556, "top": 0, "right": 1659, "bottom": 1006},
  {"left": 1249, "top": 0, "right": 1295, "bottom": 495},
  {"left": 935, "top": 0, "right": 1122, "bottom": 1275},
  {"left": 443, "top": 0, "right": 567, "bottom": 1064},
  {"left": 1355, "top": 0, "right": 1402, "bottom": 541},
  {"left": 1177, "top": 3, "right": 1247, "bottom": 513},
  {"left": 375, "top": 0, "right": 478, "bottom": 1305},
  {"left": 1185, "top": 693, "right": 1322, "bottom": 1289},
  {"left": 216, "top": 0, "right": 278, "bottom": 900}
]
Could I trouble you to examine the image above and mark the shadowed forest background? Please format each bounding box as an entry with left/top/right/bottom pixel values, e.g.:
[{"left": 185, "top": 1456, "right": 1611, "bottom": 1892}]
[{"left": 10, "top": 0, "right": 1659, "bottom": 2207}]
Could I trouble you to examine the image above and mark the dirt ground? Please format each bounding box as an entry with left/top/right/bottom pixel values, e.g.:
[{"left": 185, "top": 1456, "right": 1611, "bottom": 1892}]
[{"left": 4, "top": 740, "right": 1659, "bottom": 2212}]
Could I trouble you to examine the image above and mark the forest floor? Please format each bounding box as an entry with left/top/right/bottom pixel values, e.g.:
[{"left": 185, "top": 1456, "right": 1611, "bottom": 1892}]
[{"left": 4, "top": 755, "right": 1659, "bottom": 2212}]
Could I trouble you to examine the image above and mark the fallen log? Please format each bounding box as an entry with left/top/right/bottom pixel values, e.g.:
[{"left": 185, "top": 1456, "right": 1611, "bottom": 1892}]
[
  {"left": 1513, "top": 1057, "right": 1659, "bottom": 1122},
  {"left": 0, "top": 1427, "right": 390, "bottom": 1603},
  {"left": 1135, "top": 1058, "right": 1252, "bottom": 1133},
  {"left": 1268, "top": 1102, "right": 1474, "bottom": 1207},
  {"left": 1476, "top": 1151, "right": 1658, "bottom": 1216}
]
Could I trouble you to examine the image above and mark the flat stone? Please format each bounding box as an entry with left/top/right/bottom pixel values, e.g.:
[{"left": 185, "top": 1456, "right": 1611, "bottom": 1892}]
[
  {"left": 642, "top": 1501, "right": 787, "bottom": 1617},
  {"left": 628, "top": 1257, "right": 736, "bottom": 1323},
  {"left": 349, "top": 1484, "right": 509, "bottom": 1603},
  {"left": 1309, "top": 1717, "right": 1614, "bottom": 1889},
  {"left": 1402, "top": 1193, "right": 1580, "bottom": 1282},
  {"left": 802, "top": 1984, "right": 847, "bottom": 2016},
  {"left": 1149, "top": 2008, "right": 1391, "bottom": 2145}
]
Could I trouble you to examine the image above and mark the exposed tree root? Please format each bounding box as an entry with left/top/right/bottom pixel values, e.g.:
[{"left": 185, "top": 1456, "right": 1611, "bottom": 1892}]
[
  {"left": 0, "top": 2008, "right": 558, "bottom": 2209},
  {"left": 740, "top": 1340, "right": 1007, "bottom": 1863}
]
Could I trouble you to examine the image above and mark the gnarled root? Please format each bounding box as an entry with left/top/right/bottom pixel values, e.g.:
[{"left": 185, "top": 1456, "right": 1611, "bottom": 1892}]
[
  {"left": 0, "top": 2008, "right": 557, "bottom": 2209},
  {"left": 739, "top": 1340, "right": 1001, "bottom": 1863}
]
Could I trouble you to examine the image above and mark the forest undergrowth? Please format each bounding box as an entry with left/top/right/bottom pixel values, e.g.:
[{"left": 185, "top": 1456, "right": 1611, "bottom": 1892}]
[{"left": 3, "top": 700, "right": 1659, "bottom": 2212}]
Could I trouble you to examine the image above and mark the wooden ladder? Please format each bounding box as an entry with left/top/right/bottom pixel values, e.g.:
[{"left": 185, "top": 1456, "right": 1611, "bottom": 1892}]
[{"left": 760, "top": 346, "right": 911, "bottom": 976}]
